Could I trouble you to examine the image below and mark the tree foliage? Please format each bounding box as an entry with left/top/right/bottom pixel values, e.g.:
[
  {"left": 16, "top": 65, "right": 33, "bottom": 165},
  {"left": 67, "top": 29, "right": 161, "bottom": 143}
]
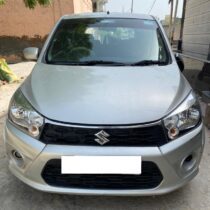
[
  {"left": 0, "top": 0, "right": 5, "bottom": 6},
  {"left": 0, "top": 0, "right": 52, "bottom": 9}
]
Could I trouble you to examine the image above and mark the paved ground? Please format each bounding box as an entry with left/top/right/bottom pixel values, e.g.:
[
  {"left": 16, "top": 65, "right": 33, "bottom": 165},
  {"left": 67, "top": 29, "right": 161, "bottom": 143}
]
[{"left": 0, "top": 63, "right": 210, "bottom": 210}]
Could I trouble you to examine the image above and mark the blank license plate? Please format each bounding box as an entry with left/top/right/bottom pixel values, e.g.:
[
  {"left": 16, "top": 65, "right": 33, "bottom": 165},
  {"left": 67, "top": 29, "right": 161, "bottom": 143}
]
[{"left": 61, "top": 156, "right": 141, "bottom": 174}]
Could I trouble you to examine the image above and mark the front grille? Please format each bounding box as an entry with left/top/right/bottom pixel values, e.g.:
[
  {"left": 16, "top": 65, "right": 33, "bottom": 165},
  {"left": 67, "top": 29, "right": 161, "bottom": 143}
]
[
  {"left": 40, "top": 123, "right": 168, "bottom": 146},
  {"left": 42, "top": 159, "right": 163, "bottom": 190}
]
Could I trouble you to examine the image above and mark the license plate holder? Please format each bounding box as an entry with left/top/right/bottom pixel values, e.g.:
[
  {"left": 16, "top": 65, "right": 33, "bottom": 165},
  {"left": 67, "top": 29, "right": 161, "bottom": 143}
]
[{"left": 61, "top": 156, "right": 142, "bottom": 175}]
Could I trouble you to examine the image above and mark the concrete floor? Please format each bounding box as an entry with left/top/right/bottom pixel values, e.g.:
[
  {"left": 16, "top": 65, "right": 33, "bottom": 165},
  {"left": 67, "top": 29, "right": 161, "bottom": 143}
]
[{"left": 0, "top": 116, "right": 209, "bottom": 210}]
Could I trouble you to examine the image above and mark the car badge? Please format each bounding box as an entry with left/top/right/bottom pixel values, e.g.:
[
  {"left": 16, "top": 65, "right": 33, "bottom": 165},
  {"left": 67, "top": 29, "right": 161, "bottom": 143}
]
[{"left": 94, "top": 130, "right": 110, "bottom": 145}]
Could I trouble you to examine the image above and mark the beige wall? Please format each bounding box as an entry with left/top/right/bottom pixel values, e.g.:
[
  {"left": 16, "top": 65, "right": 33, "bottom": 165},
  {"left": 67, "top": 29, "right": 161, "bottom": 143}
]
[
  {"left": 73, "top": 0, "right": 92, "bottom": 14},
  {"left": 162, "top": 24, "right": 181, "bottom": 41},
  {"left": 0, "top": 0, "right": 92, "bottom": 38}
]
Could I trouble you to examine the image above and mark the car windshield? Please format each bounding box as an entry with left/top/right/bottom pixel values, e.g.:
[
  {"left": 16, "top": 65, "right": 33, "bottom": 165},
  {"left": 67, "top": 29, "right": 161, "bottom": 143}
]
[{"left": 46, "top": 18, "right": 170, "bottom": 65}]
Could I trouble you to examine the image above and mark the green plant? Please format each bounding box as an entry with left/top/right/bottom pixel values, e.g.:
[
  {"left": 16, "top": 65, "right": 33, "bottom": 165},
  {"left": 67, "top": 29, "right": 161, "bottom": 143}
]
[
  {"left": 0, "top": 0, "right": 52, "bottom": 9},
  {"left": 0, "top": 0, "right": 5, "bottom": 5}
]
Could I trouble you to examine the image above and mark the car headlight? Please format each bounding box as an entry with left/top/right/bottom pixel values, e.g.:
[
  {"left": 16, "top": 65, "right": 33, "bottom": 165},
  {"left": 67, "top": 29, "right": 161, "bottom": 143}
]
[
  {"left": 163, "top": 92, "right": 201, "bottom": 140},
  {"left": 9, "top": 89, "right": 44, "bottom": 137}
]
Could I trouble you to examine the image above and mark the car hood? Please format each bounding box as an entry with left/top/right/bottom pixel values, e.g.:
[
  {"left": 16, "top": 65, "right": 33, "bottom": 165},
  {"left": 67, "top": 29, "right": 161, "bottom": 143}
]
[{"left": 21, "top": 63, "right": 191, "bottom": 125}]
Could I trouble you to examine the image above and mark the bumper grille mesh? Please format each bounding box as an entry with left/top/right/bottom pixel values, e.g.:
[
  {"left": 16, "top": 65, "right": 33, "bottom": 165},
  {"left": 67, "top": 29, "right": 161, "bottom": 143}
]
[{"left": 42, "top": 159, "right": 163, "bottom": 190}]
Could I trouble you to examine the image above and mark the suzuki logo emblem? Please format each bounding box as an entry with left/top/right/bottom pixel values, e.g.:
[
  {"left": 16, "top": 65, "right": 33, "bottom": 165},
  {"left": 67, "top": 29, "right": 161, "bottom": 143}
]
[{"left": 94, "top": 130, "right": 110, "bottom": 145}]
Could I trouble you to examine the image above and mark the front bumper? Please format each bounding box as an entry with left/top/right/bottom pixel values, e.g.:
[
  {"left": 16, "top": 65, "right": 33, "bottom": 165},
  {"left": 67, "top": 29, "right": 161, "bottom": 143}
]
[{"left": 3, "top": 120, "right": 205, "bottom": 196}]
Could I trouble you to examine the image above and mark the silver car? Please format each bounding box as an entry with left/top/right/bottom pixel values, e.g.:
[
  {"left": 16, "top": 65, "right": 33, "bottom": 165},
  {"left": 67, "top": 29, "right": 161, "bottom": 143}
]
[{"left": 3, "top": 13, "right": 205, "bottom": 195}]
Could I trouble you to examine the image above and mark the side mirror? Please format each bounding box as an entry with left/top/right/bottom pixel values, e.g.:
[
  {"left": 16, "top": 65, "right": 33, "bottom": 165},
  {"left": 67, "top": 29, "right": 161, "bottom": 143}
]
[
  {"left": 175, "top": 53, "right": 184, "bottom": 72},
  {"left": 23, "top": 47, "right": 39, "bottom": 61}
]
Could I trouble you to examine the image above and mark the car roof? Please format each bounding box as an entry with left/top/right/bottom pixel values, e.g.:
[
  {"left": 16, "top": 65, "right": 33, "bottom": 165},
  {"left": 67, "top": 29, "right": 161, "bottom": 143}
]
[{"left": 62, "top": 12, "right": 154, "bottom": 20}]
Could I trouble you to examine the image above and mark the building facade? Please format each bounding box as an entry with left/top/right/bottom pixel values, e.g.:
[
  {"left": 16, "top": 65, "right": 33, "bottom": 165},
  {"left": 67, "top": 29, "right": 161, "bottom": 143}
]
[
  {"left": 181, "top": 0, "right": 210, "bottom": 93},
  {"left": 92, "top": 0, "right": 107, "bottom": 12},
  {"left": 0, "top": 0, "right": 92, "bottom": 38},
  {"left": 161, "top": 15, "right": 181, "bottom": 41},
  {"left": 182, "top": 0, "right": 210, "bottom": 61}
]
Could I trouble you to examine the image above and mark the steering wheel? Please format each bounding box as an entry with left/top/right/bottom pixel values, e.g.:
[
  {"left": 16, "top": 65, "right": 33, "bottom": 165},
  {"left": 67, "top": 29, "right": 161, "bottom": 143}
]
[
  {"left": 70, "top": 47, "right": 93, "bottom": 56},
  {"left": 52, "top": 46, "right": 95, "bottom": 61}
]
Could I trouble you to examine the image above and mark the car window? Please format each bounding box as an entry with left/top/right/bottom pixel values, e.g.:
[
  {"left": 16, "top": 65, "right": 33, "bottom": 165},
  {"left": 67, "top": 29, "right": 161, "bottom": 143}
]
[{"left": 46, "top": 18, "right": 170, "bottom": 65}]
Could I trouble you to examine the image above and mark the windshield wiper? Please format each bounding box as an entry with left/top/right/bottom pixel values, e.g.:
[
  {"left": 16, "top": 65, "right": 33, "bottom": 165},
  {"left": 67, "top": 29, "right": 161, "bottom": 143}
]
[
  {"left": 48, "top": 60, "right": 167, "bottom": 66},
  {"left": 78, "top": 60, "right": 127, "bottom": 66},
  {"left": 48, "top": 60, "right": 127, "bottom": 66},
  {"left": 130, "top": 60, "right": 167, "bottom": 66}
]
